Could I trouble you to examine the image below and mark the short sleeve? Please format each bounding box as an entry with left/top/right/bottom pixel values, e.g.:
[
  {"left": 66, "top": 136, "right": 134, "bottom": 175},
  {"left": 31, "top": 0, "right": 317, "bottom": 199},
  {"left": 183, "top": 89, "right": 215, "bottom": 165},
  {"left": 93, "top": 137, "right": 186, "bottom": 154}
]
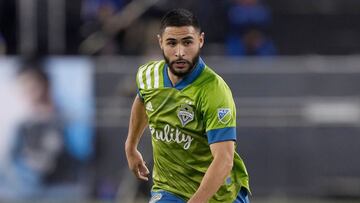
[
  {"left": 135, "top": 63, "right": 148, "bottom": 100},
  {"left": 135, "top": 61, "right": 161, "bottom": 101},
  {"left": 201, "top": 78, "right": 237, "bottom": 144}
]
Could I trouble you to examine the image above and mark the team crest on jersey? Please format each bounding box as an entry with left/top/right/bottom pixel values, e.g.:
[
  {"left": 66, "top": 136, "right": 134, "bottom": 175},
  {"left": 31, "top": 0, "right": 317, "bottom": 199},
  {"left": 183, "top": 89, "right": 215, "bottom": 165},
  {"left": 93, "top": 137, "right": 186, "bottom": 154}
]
[
  {"left": 218, "top": 108, "right": 232, "bottom": 124},
  {"left": 177, "top": 104, "right": 194, "bottom": 127}
]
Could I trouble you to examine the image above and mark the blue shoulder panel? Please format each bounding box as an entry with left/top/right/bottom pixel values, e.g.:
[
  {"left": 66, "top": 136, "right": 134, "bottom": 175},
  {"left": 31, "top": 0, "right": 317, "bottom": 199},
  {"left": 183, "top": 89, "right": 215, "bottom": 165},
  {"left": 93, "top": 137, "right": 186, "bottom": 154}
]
[{"left": 206, "top": 127, "right": 237, "bottom": 144}]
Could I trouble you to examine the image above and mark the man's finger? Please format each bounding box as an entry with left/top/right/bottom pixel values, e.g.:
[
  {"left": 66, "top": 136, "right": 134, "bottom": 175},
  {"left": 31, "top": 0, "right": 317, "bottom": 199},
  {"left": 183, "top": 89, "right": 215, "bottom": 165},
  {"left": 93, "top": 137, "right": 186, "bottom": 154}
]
[
  {"left": 137, "top": 169, "right": 149, "bottom": 181},
  {"left": 131, "top": 167, "right": 141, "bottom": 178},
  {"left": 140, "top": 162, "right": 150, "bottom": 174},
  {"left": 138, "top": 162, "right": 150, "bottom": 181}
]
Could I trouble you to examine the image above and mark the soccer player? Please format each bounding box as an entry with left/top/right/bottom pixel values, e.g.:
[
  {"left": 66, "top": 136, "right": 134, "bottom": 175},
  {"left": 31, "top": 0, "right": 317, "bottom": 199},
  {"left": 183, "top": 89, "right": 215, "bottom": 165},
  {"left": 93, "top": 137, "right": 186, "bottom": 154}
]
[{"left": 125, "top": 9, "right": 250, "bottom": 203}]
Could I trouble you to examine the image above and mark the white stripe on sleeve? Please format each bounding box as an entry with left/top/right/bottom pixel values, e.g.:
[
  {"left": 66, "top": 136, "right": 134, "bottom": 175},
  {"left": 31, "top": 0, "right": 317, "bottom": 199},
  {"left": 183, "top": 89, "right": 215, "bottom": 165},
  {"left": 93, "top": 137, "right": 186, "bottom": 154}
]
[
  {"left": 138, "top": 67, "right": 145, "bottom": 89},
  {"left": 146, "top": 65, "right": 153, "bottom": 89},
  {"left": 154, "top": 62, "right": 160, "bottom": 88}
]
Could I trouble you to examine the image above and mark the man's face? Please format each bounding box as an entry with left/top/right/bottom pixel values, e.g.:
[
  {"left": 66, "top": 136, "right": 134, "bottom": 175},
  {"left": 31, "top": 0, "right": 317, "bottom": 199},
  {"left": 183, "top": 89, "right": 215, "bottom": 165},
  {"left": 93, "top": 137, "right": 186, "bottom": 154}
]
[
  {"left": 18, "top": 72, "right": 47, "bottom": 105},
  {"left": 158, "top": 26, "right": 204, "bottom": 77}
]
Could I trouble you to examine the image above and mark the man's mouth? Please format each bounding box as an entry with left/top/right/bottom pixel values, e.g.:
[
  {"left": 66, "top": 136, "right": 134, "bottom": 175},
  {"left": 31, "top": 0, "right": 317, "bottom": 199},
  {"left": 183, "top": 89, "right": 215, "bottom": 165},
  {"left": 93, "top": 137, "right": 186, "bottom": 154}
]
[{"left": 173, "top": 60, "right": 188, "bottom": 68}]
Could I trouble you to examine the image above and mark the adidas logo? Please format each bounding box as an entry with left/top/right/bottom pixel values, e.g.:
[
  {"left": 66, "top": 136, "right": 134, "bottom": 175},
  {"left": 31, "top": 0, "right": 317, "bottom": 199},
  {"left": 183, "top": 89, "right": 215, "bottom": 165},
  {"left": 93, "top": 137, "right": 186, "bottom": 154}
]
[{"left": 146, "top": 102, "right": 154, "bottom": 112}]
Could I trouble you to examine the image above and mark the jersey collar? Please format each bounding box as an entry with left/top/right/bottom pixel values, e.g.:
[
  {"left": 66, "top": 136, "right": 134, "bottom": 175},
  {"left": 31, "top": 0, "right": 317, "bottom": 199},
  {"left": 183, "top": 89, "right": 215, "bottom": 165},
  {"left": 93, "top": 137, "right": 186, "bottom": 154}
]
[{"left": 163, "top": 57, "right": 205, "bottom": 90}]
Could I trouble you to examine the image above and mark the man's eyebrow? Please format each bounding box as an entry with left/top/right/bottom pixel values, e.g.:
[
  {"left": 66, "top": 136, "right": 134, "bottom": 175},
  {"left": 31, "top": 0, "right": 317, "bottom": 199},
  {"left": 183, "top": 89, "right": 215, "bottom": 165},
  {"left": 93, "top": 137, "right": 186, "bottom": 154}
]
[
  {"left": 165, "top": 36, "right": 194, "bottom": 41},
  {"left": 182, "top": 36, "right": 194, "bottom": 40},
  {"left": 165, "top": 38, "right": 177, "bottom": 41}
]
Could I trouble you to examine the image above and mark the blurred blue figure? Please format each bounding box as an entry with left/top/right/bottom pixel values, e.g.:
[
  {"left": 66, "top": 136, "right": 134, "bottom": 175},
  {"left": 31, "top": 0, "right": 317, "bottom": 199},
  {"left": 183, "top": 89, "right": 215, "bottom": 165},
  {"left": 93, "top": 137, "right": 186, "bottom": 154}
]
[
  {"left": 226, "top": 28, "right": 277, "bottom": 56},
  {"left": 0, "top": 66, "right": 65, "bottom": 200},
  {"left": 226, "top": 0, "right": 276, "bottom": 56},
  {"left": 0, "top": 59, "right": 94, "bottom": 201}
]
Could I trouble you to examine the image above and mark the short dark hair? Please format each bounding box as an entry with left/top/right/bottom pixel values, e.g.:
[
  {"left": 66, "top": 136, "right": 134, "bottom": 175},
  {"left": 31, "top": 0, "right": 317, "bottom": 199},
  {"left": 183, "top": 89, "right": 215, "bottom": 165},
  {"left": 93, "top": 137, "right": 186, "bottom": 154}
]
[{"left": 160, "top": 9, "right": 201, "bottom": 34}]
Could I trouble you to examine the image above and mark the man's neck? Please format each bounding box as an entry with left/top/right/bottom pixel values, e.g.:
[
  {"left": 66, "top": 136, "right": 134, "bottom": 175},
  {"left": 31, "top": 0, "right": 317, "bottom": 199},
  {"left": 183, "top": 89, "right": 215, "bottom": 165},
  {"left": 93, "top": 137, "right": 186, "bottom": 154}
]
[
  {"left": 168, "top": 69, "right": 184, "bottom": 86},
  {"left": 166, "top": 58, "right": 200, "bottom": 86}
]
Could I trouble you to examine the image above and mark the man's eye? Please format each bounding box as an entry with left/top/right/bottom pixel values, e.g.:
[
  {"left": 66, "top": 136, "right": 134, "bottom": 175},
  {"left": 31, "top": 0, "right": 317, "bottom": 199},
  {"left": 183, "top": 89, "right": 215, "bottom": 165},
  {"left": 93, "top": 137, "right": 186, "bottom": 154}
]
[
  {"left": 167, "top": 42, "right": 176, "bottom": 46},
  {"left": 184, "top": 41, "right": 193, "bottom": 45}
]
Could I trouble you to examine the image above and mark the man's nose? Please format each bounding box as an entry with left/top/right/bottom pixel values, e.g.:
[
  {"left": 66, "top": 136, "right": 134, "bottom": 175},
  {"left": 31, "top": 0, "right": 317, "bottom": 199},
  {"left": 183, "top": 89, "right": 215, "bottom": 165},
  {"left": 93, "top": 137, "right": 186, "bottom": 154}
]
[{"left": 175, "top": 45, "right": 185, "bottom": 57}]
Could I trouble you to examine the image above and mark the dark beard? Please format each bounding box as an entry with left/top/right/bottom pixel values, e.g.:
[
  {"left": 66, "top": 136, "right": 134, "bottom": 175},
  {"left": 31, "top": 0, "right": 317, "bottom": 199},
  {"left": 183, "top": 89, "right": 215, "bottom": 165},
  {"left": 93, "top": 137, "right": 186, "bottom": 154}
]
[{"left": 163, "top": 51, "right": 200, "bottom": 77}]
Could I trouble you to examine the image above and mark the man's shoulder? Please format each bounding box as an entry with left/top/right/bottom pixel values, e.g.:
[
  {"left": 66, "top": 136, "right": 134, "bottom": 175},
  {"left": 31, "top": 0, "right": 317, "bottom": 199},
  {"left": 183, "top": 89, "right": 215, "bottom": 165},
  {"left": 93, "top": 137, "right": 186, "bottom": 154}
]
[
  {"left": 138, "top": 60, "right": 165, "bottom": 72},
  {"left": 199, "top": 66, "right": 230, "bottom": 90},
  {"left": 136, "top": 60, "right": 165, "bottom": 90}
]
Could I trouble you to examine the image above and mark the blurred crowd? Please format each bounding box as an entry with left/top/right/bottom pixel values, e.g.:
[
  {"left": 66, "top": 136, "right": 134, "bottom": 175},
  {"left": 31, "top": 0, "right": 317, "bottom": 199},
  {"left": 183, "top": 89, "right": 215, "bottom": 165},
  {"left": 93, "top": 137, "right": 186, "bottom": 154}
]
[
  {"left": 2, "top": 0, "right": 360, "bottom": 56},
  {"left": 0, "top": 0, "right": 276, "bottom": 56}
]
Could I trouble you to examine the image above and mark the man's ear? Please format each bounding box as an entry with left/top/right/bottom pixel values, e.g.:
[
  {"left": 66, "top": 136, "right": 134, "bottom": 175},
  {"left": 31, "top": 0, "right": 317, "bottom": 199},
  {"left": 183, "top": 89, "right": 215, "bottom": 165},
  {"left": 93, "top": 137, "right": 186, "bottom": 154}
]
[
  {"left": 199, "top": 32, "right": 205, "bottom": 48},
  {"left": 157, "top": 34, "right": 163, "bottom": 49}
]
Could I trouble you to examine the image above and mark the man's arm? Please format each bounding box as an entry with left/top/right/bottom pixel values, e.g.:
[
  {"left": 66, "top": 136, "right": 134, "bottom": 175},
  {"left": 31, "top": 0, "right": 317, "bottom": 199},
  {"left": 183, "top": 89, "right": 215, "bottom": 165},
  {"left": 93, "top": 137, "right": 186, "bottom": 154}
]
[
  {"left": 125, "top": 95, "right": 150, "bottom": 181},
  {"left": 187, "top": 141, "right": 235, "bottom": 203}
]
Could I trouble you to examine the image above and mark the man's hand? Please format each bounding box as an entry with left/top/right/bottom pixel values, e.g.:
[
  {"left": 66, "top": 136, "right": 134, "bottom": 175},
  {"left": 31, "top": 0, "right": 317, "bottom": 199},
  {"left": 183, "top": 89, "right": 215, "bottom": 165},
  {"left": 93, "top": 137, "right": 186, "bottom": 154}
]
[{"left": 126, "top": 148, "right": 150, "bottom": 181}]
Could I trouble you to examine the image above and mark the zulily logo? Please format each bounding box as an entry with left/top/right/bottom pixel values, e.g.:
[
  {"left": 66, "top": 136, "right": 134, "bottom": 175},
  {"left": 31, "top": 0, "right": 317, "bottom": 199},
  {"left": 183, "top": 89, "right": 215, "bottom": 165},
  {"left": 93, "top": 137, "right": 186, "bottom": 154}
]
[{"left": 149, "top": 124, "right": 194, "bottom": 150}]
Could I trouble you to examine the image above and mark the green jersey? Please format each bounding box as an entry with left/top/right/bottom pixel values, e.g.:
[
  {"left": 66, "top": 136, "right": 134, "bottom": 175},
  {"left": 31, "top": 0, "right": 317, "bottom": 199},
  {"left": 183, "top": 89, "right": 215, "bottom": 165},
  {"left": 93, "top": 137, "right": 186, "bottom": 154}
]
[{"left": 136, "top": 57, "right": 249, "bottom": 202}]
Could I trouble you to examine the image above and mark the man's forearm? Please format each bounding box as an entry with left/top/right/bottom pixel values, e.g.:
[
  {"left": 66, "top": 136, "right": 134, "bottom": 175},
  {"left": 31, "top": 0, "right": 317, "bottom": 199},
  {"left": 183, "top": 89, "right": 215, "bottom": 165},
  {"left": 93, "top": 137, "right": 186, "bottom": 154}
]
[
  {"left": 188, "top": 155, "right": 233, "bottom": 202},
  {"left": 125, "top": 95, "right": 148, "bottom": 151}
]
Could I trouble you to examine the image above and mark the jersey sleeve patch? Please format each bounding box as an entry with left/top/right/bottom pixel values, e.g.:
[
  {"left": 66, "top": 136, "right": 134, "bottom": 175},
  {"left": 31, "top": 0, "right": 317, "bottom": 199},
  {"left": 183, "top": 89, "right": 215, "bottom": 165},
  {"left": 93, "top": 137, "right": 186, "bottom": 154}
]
[{"left": 206, "top": 127, "right": 236, "bottom": 144}]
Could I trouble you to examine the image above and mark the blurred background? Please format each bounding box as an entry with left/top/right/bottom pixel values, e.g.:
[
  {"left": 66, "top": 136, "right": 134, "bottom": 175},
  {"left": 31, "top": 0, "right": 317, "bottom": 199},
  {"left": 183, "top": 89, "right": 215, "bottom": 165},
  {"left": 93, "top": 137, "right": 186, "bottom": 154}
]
[{"left": 1, "top": 0, "right": 360, "bottom": 202}]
